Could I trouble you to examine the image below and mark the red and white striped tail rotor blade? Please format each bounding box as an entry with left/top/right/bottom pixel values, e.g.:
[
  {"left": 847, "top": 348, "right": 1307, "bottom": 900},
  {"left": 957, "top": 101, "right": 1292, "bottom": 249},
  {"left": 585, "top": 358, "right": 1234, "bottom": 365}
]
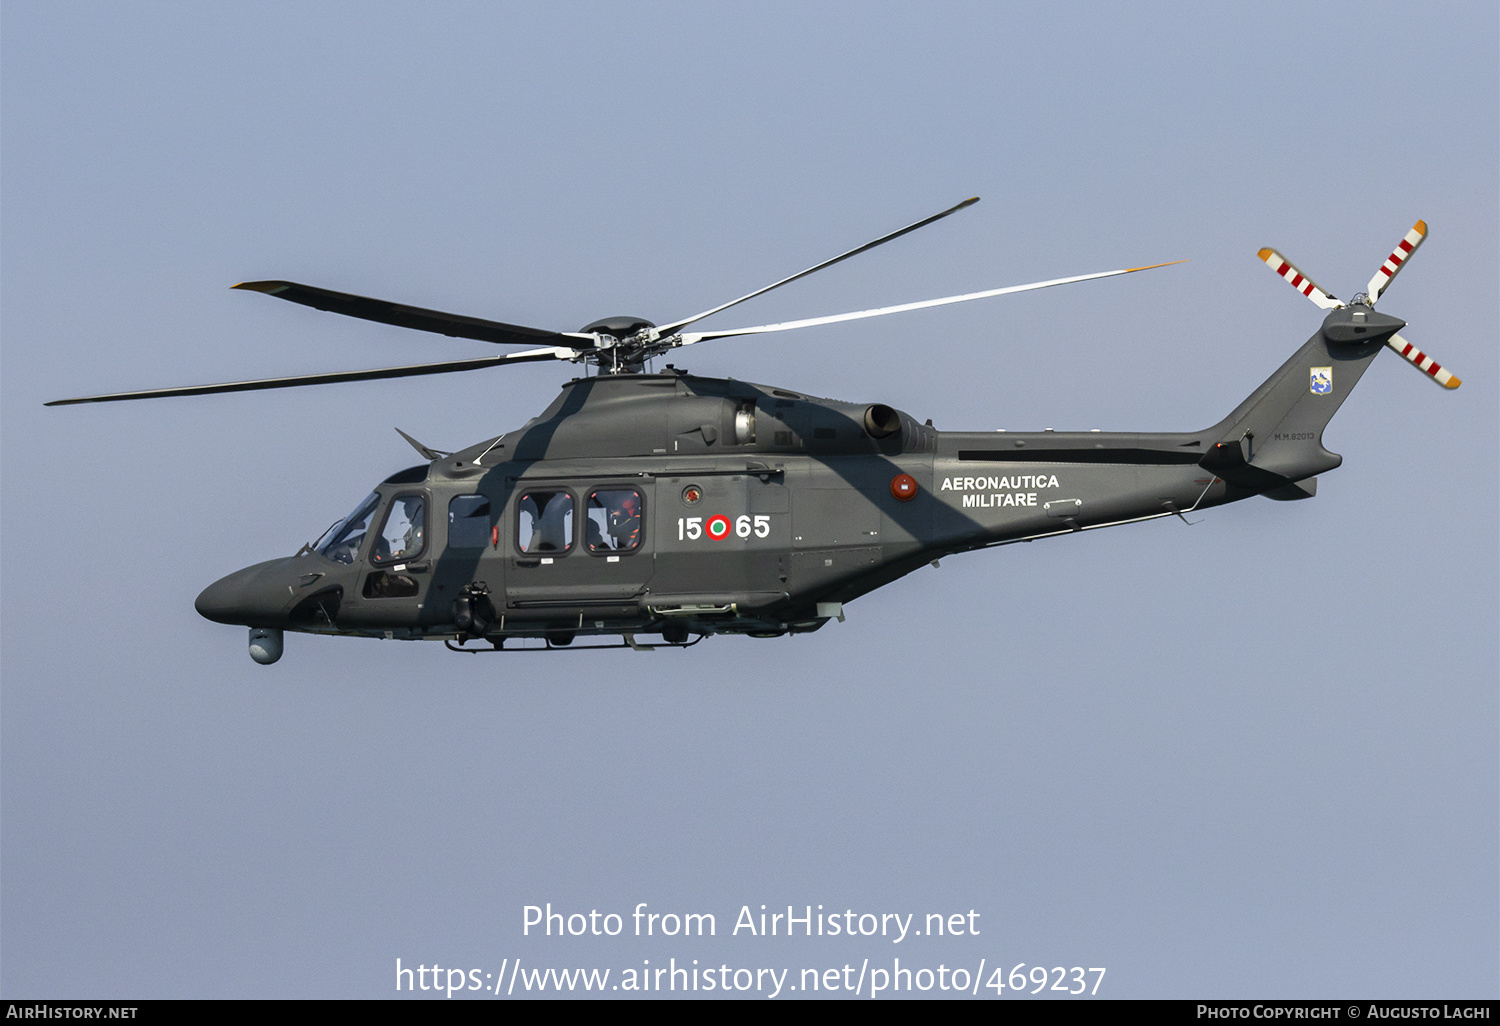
[
  {"left": 1366, "top": 220, "right": 1427, "bottom": 304},
  {"left": 1387, "top": 332, "right": 1460, "bottom": 389},
  {"left": 1256, "top": 248, "right": 1343, "bottom": 310}
]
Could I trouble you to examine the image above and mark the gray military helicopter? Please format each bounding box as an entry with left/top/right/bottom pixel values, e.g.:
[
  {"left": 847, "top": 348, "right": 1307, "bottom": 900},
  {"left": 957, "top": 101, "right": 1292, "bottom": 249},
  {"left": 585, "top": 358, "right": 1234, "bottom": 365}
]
[{"left": 49, "top": 201, "right": 1459, "bottom": 663}]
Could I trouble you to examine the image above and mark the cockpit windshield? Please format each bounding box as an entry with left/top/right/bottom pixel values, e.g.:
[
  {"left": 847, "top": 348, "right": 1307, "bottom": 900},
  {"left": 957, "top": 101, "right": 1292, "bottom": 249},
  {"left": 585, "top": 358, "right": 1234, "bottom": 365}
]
[{"left": 316, "top": 491, "right": 380, "bottom": 564}]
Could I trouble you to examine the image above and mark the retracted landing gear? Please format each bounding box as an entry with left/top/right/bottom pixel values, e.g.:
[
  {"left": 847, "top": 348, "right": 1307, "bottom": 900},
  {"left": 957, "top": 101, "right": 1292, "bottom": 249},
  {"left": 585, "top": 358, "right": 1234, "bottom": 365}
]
[{"left": 443, "top": 631, "right": 704, "bottom": 654}]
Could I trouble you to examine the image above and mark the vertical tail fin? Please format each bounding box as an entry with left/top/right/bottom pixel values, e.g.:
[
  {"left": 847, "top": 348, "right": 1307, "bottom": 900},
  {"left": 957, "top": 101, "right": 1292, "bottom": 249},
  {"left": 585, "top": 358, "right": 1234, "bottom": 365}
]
[{"left": 1206, "top": 313, "right": 1394, "bottom": 489}]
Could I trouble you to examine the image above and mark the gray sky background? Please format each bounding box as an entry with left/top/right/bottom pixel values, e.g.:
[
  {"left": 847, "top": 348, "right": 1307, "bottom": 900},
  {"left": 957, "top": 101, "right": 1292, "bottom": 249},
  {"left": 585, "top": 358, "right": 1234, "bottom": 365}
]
[{"left": 3, "top": 0, "right": 1496, "bottom": 999}]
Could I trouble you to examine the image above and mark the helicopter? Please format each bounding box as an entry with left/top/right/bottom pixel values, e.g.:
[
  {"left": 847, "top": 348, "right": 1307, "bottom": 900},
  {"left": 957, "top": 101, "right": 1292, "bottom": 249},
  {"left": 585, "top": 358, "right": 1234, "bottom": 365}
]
[{"left": 48, "top": 199, "right": 1460, "bottom": 663}]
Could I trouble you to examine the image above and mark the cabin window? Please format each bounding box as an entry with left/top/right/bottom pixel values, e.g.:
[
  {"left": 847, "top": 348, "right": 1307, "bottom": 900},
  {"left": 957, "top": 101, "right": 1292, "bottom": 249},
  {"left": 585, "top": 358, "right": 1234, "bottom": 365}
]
[
  {"left": 517, "top": 490, "right": 574, "bottom": 553},
  {"left": 372, "top": 494, "right": 425, "bottom": 564},
  {"left": 448, "top": 495, "right": 491, "bottom": 548},
  {"left": 586, "top": 488, "right": 643, "bottom": 553},
  {"left": 317, "top": 492, "right": 380, "bottom": 565}
]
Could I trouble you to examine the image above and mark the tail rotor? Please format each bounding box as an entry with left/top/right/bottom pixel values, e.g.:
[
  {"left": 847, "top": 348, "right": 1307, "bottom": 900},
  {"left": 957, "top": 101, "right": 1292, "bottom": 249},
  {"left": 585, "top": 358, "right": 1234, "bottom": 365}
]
[
  {"left": 1366, "top": 220, "right": 1427, "bottom": 304},
  {"left": 1257, "top": 248, "right": 1343, "bottom": 310},
  {"left": 1387, "top": 332, "right": 1460, "bottom": 389},
  {"left": 1257, "top": 219, "right": 1460, "bottom": 389}
]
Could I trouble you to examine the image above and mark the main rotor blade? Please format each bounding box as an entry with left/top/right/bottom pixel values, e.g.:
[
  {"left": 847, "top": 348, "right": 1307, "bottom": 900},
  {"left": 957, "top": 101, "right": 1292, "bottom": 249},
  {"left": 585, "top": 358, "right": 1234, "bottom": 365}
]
[
  {"left": 1366, "top": 220, "right": 1427, "bottom": 304},
  {"left": 654, "top": 197, "right": 980, "bottom": 336},
  {"left": 1387, "top": 332, "right": 1460, "bottom": 389},
  {"left": 673, "top": 261, "right": 1186, "bottom": 346},
  {"left": 232, "top": 280, "right": 596, "bottom": 349},
  {"left": 45, "top": 346, "right": 576, "bottom": 406},
  {"left": 1256, "top": 248, "right": 1343, "bottom": 310}
]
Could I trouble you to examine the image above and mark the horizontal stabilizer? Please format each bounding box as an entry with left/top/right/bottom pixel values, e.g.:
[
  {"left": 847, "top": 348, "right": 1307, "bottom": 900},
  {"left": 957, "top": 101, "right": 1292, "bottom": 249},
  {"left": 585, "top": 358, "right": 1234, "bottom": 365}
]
[{"left": 1263, "top": 477, "right": 1317, "bottom": 501}]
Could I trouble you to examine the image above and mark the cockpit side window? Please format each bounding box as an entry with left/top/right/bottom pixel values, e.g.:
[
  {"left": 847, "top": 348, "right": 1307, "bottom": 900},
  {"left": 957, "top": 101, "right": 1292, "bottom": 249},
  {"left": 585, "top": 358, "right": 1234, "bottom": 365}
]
[
  {"left": 517, "top": 490, "right": 573, "bottom": 553},
  {"left": 586, "top": 488, "right": 643, "bottom": 553},
  {"left": 372, "top": 494, "right": 426, "bottom": 564},
  {"left": 317, "top": 492, "right": 380, "bottom": 565}
]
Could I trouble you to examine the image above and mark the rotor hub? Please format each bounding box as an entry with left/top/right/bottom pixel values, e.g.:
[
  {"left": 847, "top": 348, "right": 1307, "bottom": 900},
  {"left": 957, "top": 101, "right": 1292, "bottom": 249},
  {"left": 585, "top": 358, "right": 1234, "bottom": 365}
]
[{"left": 579, "top": 316, "right": 655, "bottom": 339}]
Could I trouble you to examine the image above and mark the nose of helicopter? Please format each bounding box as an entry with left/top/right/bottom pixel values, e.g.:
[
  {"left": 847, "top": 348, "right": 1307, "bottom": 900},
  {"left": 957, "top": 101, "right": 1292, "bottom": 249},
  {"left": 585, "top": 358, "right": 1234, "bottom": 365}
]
[{"left": 195, "top": 559, "right": 297, "bottom": 626}]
